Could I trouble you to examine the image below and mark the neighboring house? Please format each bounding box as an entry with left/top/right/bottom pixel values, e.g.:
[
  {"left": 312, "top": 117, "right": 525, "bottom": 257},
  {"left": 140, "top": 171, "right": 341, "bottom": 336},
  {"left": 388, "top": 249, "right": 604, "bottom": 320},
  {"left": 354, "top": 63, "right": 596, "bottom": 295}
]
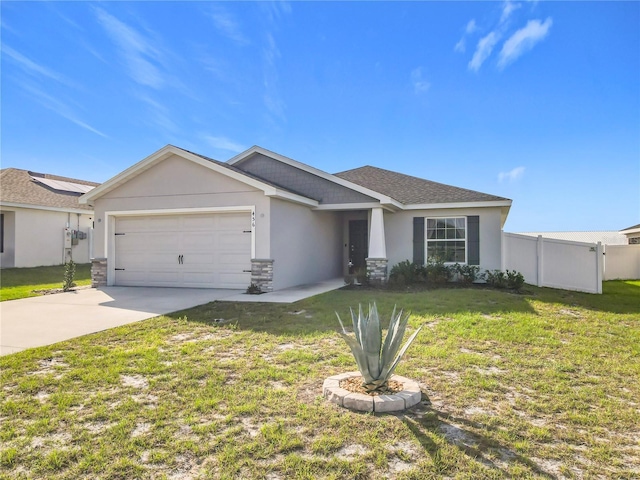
[
  {"left": 517, "top": 231, "right": 628, "bottom": 245},
  {"left": 0, "top": 168, "right": 98, "bottom": 268},
  {"left": 80, "top": 145, "right": 511, "bottom": 291},
  {"left": 620, "top": 224, "right": 640, "bottom": 244}
]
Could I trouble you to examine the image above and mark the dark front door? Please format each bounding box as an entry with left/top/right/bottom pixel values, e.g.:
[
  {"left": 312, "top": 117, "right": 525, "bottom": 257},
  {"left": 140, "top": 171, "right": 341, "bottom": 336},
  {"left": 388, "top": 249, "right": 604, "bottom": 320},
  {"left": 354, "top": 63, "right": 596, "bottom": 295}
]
[{"left": 348, "top": 220, "right": 368, "bottom": 274}]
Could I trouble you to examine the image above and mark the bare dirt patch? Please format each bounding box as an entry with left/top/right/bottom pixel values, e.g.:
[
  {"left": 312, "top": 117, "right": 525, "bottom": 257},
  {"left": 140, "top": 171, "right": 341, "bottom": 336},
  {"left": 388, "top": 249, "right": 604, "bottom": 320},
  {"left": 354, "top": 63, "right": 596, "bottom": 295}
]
[{"left": 121, "top": 374, "right": 149, "bottom": 389}]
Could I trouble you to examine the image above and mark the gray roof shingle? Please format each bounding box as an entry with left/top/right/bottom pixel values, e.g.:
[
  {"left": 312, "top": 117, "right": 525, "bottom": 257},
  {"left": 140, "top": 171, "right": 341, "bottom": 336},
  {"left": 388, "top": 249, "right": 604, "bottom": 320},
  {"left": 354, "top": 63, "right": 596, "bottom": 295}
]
[
  {"left": 334, "top": 165, "right": 510, "bottom": 205},
  {"left": 0, "top": 168, "right": 98, "bottom": 211},
  {"left": 175, "top": 147, "right": 313, "bottom": 200}
]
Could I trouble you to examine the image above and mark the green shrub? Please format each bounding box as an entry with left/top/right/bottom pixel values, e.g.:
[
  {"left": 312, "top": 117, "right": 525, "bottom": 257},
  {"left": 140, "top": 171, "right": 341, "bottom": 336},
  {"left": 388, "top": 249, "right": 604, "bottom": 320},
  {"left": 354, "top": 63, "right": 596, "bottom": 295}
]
[
  {"left": 454, "top": 264, "right": 480, "bottom": 284},
  {"left": 246, "top": 283, "right": 263, "bottom": 295},
  {"left": 506, "top": 270, "right": 525, "bottom": 291},
  {"left": 389, "top": 260, "right": 426, "bottom": 286},
  {"left": 62, "top": 260, "right": 76, "bottom": 292},
  {"left": 425, "top": 256, "right": 452, "bottom": 284},
  {"left": 485, "top": 269, "right": 507, "bottom": 289}
]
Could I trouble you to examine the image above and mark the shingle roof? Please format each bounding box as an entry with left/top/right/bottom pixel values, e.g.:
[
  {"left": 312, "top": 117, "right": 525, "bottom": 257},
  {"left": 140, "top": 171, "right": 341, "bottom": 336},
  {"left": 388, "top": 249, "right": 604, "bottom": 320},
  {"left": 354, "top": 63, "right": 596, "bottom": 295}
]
[
  {"left": 621, "top": 223, "right": 640, "bottom": 232},
  {"left": 0, "top": 168, "right": 99, "bottom": 211},
  {"left": 176, "top": 146, "right": 315, "bottom": 200},
  {"left": 334, "top": 165, "right": 510, "bottom": 205}
]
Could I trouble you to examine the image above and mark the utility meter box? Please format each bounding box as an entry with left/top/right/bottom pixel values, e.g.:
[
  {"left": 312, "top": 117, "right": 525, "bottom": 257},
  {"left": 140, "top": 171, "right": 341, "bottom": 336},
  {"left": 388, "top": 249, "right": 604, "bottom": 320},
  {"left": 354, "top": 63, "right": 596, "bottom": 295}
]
[{"left": 63, "top": 228, "right": 72, "bottom": 248}]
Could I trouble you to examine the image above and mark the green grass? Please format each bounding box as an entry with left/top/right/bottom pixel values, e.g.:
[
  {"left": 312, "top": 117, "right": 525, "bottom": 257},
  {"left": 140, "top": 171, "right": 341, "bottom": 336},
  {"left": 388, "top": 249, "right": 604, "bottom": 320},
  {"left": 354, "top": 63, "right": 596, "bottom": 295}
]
[
  {"left": 0, "top": 281, "right": 638, "bottom": 479},
  {"left": 0, "top": 264, "right": 91, "bottom": 301}
]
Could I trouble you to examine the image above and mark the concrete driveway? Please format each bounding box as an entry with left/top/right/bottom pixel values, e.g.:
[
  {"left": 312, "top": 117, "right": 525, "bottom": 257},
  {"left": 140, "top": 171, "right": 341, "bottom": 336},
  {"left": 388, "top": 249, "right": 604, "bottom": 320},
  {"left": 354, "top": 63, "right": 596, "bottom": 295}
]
[{"left": 0, "top": 287, "right": 243, "bottom": 356}]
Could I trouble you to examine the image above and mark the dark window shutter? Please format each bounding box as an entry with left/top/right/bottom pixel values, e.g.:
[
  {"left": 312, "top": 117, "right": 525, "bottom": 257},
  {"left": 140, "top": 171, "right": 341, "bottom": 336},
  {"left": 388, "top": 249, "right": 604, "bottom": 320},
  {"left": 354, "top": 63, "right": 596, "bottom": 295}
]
[
  {"left": 467, "top": 216, "right": 480, "bottom": 265},
  {"left": 413, "top": 217, "right": 425, "bottom": 264}
]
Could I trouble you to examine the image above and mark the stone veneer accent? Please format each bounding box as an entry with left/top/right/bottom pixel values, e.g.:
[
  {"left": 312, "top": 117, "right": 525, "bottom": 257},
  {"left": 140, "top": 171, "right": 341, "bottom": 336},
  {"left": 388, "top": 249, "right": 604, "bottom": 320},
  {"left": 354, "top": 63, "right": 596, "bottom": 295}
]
[
  {"left": 251, "top": 258, "right": 274, "bottom": 292},
  {"left": 323, "top": 372, "right": 422, "bottom": 413},
  {"left": 91, "top": 258, "right": 107, "bottom": 288},
  {"left": 366, "top": 258, "right": 388, "bottom": 285}
]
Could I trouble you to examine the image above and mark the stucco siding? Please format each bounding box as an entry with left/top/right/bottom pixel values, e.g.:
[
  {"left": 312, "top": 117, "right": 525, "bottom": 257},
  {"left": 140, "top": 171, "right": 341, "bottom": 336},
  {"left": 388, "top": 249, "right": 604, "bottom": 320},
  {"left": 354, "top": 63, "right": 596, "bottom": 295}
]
[
  {"left": 0, "top": 207, "right": 92, "bottom": 268},
  {"left": 92, "top": 155, "right": 271, "bottom": 259},
  {"left": 237, "top": 153, "right": 376, "bottom": 204},
  {"left": 270, "top": 198, "right": 343, "bottom": 290},
  {"left": 385, "top": 207, "right": 504, "bottom": 272}
]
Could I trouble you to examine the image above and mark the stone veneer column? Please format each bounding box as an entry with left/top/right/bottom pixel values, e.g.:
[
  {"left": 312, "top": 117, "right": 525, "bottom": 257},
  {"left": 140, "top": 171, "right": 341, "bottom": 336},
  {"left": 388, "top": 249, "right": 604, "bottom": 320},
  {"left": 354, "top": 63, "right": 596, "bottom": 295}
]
[
  {"left": 366, "top": 258, "right": 388, "bottom": 285},
  {"left": 251, "top": 259, "right": 274, "bottom": 292},
  {"left": 91, "top": 258, "right": 107, "bottom": 287}
]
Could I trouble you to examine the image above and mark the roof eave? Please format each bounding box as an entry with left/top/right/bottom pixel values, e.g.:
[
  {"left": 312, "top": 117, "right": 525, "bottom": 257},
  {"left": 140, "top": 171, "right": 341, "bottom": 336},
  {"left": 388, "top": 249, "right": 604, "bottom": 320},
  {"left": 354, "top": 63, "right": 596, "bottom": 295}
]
[
  {"left": 0, "top": 201, "right": 94, "bottom": 215},
  {"left": 402, "top": 200, "right": 513, "bottom": 210},
  {"left": 268, "top": 189, "right": 319, "bottom": 207}
]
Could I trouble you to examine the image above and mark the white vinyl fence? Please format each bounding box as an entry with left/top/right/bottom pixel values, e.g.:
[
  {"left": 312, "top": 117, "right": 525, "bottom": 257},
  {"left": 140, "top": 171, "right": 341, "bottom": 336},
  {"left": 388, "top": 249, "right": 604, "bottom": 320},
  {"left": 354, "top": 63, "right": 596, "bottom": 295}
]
[
  {"left": 502, "top": 233, "right": 603, "bottom": 294},
  {"left": 603, "top": 244, "right": 640, "bottom": 280}
]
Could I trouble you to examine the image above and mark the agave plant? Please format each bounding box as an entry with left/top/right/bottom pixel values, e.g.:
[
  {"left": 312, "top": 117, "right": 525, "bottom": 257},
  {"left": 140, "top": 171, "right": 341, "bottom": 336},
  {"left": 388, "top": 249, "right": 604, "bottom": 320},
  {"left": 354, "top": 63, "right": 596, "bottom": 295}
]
[{"left": 336, "top": 303, "right": 422, "bottom": 393}]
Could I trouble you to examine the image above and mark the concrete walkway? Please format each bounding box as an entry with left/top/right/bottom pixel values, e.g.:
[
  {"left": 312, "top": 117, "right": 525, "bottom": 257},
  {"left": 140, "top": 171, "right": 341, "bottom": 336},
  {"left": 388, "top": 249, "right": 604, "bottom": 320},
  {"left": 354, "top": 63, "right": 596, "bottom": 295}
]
[{"left": 0, "top": 278, "right": 344, "bottom": 356}]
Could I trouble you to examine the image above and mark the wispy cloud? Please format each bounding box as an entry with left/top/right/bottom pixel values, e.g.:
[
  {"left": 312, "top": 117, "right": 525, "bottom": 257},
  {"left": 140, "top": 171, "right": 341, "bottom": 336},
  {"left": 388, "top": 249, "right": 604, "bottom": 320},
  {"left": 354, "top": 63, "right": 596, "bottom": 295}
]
[
  {"left": 500, "top": 1, "right": 521, "bottom": 25},
  {"left": 203, "top": 135, "right": 246, "bottom": 153},
  {"left": 466, "top": 19, "right": 478, "bottom": 34},
  {"left": 2, "top": 45, "right": 71, "bottom": 85},
  {"left": 454, "top": 19, "right": 478, "bottom": 53},
  {"left": 21, "top": 83, "right": 108, "bottom": 138},
  {"left": 498, "top": 18, "right": 553, "bottom": 69},
  {"left": 93, "top": 7, "right": 165, "bottom": 89},
  {"left": 458, "top": 2, "right": 552, "bottom": 72},
  {"left": 410, "top": 67, "right": 431, "bottom": 94},
  {"left": 262, "top": 32, "right": 285, "bottom": 122},
  {"left": 208, "top": 5, "right": 249, "bottom": 46},
  {"left": 261, "top": 1, "right": 292, "bottom": 25},
  {"left": 498, "top": 166, "right": 525, "bottom": 182},
  {"left": 136, "top": 93, "right": 178, "bottom": 134},
  {"left": 469, "top": 32, "right": 500, "bottom": 72}
]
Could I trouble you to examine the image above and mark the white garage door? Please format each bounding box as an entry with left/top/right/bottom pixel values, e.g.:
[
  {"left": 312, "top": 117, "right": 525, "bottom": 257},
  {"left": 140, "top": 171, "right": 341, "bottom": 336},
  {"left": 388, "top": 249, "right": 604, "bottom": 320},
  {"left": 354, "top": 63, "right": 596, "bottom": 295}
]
[{"left": 114, "top": 213, "right": 251, "bottom": 288}]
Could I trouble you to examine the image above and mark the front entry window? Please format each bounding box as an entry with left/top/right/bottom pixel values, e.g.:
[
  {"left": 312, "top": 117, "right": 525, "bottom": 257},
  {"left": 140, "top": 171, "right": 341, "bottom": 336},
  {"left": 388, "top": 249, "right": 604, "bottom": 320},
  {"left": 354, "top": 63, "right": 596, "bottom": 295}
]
[{"left": 426, "top": 217, "right": 466, "bottom": 263}]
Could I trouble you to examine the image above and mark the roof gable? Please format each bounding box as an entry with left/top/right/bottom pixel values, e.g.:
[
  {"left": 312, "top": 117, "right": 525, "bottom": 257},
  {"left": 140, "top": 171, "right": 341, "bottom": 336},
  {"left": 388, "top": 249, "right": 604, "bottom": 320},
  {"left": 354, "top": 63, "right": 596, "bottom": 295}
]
[
  {"left": 231, "top": 151, "right": 377, "bottom": 204},
  {"left": 335, "top": 165, "right": 511, "bottom": 206},
  {"left": 0, "top": 168, "right": 98, "bottom": 212},
  {"left": 228, "top": 146, "right": 401, "bottom": 208},
  {"left": 80, "top": 145, "right": 318, "bottom": 207}
]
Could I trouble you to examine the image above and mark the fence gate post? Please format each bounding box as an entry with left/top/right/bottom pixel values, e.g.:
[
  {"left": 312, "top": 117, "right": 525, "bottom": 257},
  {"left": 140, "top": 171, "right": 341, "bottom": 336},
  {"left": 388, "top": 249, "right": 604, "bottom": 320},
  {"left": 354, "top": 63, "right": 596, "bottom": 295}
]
[
  {"left": 596, "top": 242, "right": 603, "bottom": 294},
  {"left": 537, "top": 235, "right": 544, "bottom": 287}
]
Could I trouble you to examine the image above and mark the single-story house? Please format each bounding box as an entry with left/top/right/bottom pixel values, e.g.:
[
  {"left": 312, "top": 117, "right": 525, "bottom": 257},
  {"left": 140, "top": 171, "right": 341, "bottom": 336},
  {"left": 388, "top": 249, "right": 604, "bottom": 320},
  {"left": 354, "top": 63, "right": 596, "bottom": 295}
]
[
  {"left": 80, "top": 145, "right": 512, "bottom": 291},
  {"left": 0, "top": 168, "right": 98, "bottom": 268},
  {"left": 620, "top": 224, "right": 640, "bottom": 245}
]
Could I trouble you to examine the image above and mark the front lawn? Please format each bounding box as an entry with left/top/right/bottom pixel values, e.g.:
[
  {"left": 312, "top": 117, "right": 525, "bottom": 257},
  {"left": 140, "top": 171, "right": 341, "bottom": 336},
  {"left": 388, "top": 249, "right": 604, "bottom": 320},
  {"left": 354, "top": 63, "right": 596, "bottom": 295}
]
[
  {"left": 1, "top": 282, "right": 638, "bottom": 479},
  {"left": 0, "top": 264, "right": 92, "bottom": 301}
]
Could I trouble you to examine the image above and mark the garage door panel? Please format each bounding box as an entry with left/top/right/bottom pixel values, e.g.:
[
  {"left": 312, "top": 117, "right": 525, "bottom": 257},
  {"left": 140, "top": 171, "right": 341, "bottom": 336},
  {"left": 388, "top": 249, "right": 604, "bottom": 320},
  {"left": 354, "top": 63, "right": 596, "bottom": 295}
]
[
  {"left": 182, "top": 272, "right": 216, "bottom": 286},
  {"left": 217, "top": 272, "right": 251, "bottom": 288},
  {"left": 146, "top": 216, "right": 181, "bottom": 231},
  {"left": 182, "top": 254, "right": 216, "bottom": 266},
  {"left": 218, "top": 253, "right": 251, "bottom": 266},
  {"left": 219, "top": 232, "right": 251, "bottom": 247},
  {"left": 114, "top": 213, "right": 251, "bottom": 289},
  {"left": 183, "top": 233, "right": 217, "bottom": 249}
]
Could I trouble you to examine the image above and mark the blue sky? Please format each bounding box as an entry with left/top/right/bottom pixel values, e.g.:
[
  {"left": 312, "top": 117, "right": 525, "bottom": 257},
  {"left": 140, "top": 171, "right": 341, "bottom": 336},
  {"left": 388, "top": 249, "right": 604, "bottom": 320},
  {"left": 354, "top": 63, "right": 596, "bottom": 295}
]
[{"left": 2, "top": 1, "right": 638, "bottom": 232}]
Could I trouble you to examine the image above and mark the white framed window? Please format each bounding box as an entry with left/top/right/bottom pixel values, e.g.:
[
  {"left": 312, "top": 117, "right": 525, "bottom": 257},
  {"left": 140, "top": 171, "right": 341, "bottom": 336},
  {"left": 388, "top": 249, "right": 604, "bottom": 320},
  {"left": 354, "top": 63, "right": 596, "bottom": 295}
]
[{"left": 426, "top": 217, "right": 466, "bottom": 263}]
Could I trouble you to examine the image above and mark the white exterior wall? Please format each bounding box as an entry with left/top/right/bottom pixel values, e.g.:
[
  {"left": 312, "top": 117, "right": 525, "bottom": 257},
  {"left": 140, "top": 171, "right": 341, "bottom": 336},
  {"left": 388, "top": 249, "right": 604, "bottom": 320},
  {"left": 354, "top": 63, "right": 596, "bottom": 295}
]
[
  {"left": 603, "top": 244, "right": 640, "bottom": 280},
  {"left": 0, "top": 206, "right": 92, "bottom": 268},
  {"left": 270, "top": 198, "right": 343, "bottom": 290},
  {"left": 1, "top": 210, "right": 16, "bottom": 268},
  {"left": 502, "top": 232, "right": 539, "bottom": 284},
  {"left": 503, "top": 232, "right": 603, "bottom": 293},
  {"left": 384, "top": 207, "right": 504, "bottom": 272},
  {"left": 91, "top": 155, "right": 270, "bottom": 260}
]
